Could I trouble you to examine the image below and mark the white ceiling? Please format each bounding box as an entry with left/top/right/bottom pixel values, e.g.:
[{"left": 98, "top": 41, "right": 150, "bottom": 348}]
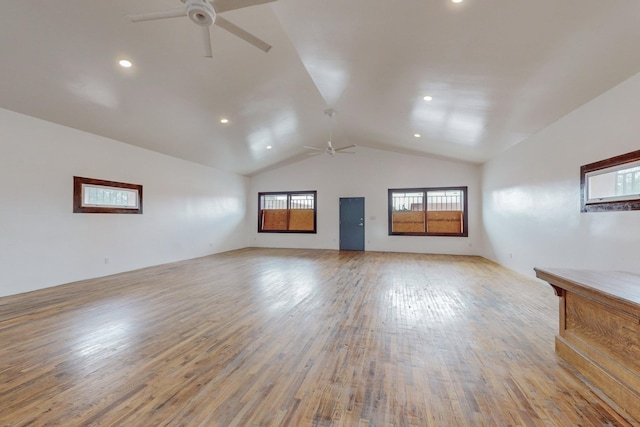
[{"left": 2, "top": 1, "right": 640, "bottom": 176}]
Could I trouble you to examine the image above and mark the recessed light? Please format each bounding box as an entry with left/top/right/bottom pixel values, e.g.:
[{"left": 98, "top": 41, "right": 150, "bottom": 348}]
[
  {"left": 414, "top": 133, "right": 421, "bottom": 138},
  {"left": 118, "top": 59, "right": 132, "bottom": 68},
  {"left": 220, "top": 118, "right": 229, "bottom": 124},
  {"left": 452, "top": 0, "right": 463, "bottom": 3},
  {"left": 423, "top": 95, "right": 433, "bottom": 101},
  {"left": 266, "top": 145, "right": 272, "bottom": 150}
]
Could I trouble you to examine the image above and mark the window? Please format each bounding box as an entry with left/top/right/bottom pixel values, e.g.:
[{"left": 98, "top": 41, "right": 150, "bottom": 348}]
[
  {"left": 258, "top": 191, "right": 317, "bottom": 233},
  {"left": 581, "top": 149, "right": 640, "bottom": 212},
  {"left": 388, "top": 187, "right": 468, "bottom": 236},
  {"left": 73, "top": 176, "right": 142, "bottom": 214}
]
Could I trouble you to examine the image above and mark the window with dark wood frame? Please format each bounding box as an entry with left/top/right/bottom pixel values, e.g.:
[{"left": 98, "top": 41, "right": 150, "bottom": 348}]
[
  {"left": 388, "top": 187, "right": 468, "bottom": 237},
  {"left": 73, "top": 176, "right": 143, "bottom": 214},
  {"left": 581, "top": 149, "right": 640, "bottom": 212},
  {"left": 258, "top": 191, "right": 317, "bottom": 233}
]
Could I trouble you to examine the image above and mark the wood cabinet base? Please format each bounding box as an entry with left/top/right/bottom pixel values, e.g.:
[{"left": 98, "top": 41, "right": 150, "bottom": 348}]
[
  {"left": 556, "top": 336, "right": 640, "bottom": 423},
  {"left": 535, "top": 268, "right": 640, "bottom": 425}
]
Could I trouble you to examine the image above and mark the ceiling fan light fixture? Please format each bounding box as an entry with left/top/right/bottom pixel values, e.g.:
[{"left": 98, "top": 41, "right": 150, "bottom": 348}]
[{"left": 186, "top": 0, "right": 216, "bottom": 26}]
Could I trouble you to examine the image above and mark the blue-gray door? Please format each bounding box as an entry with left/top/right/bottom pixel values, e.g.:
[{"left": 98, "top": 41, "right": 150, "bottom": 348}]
[{"left": 339, "top": 197, "right": 365, "bottom": 251}]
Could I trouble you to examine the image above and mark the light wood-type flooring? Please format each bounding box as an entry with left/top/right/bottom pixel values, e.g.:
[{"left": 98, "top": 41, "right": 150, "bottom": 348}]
[{"left": 0, "top": 248, "right": 636, "bottom": 426}]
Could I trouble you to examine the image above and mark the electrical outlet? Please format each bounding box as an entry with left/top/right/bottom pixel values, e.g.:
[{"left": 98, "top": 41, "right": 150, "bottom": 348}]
[{"left": 104, "top": 258, "right": 109, "bottom": 264}]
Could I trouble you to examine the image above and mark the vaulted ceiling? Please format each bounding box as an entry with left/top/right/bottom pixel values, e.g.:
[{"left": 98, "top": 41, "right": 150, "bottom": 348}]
[{"left": 2, "top": 1, "right": 640, "bottom": 176}]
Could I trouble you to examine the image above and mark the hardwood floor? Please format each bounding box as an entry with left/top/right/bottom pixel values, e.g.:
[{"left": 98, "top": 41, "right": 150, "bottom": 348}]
[{"left": 0, "top": 248, "right": 635, "bottom": 426}]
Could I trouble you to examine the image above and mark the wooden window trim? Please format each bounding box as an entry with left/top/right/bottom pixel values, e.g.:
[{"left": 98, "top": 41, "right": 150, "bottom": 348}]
[
  {"left": 73, "top": 176, "right": 143, "bottom": 214},
  {"left": 581, "top": 149, "right": 640, "bottom": 212}
]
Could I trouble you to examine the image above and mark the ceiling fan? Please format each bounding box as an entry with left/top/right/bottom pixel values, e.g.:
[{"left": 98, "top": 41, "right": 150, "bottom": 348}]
[
  {"left": 126, "top": 0, "right": 276, "bottom": 57},
  {"left": 305, "top": 109, "right": 356, "bottom": 157}
]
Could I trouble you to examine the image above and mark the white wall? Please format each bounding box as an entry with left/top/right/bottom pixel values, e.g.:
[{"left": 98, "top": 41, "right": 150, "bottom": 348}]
[
  {"left": 0, "top": 109, "right": 248, "bottom": 297},
  {"left": 482, "top": 71, "right": 640, "bottom": 277},
  {"left": 249, "top": 146, "right": 482, "bottom": 255},
  {"left": 11, "top": 64, "right": 637, "bottom": 298}
]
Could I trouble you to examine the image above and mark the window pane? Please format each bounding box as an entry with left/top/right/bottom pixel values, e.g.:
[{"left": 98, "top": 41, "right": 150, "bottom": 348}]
[
  {"left": 82, "top": 184, "right": 138, "bottom": 208},
  {"left": 391, "top": 191, "right": 424, "bottom": 211},
  {"left": 392, "top": 211, "right": 425, "bottom": 232},
  {"left": 262, "top": 194, "right": 288, "bottom": 209},
  {"left": 261, "top": 209, "right": 288, "bottom": 230},
  {"left": 289, "top": 209, "right": 314, "bottom": 230},
  {"left": 587, "top": 162, "right": 640, "bottom": 203},
  {"left": 426, "top": 190, "right": 462, "bottom": 211},
  {"left": 290, "top": 194, "right": 315, "bottom": 209}
]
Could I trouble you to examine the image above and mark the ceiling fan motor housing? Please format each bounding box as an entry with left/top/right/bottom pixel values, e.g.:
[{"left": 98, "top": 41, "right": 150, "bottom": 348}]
[{"left": 186, "top": 0, "right": 216, "bottom": 26}]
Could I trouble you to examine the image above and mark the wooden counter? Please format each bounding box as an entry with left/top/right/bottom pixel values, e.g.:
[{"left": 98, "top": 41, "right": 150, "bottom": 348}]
[{"left": 534, "top": 268, "right": 640, "bottom": 423}]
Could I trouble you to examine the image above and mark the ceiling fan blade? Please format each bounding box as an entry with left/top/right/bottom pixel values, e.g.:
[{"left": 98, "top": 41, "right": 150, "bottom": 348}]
[
  {"left": 336, "top": 151, "right": 355, "bottom": 155},
  {"left": 334, "top": 144, "right": 357, "bottom": 152},
  {"left": 212, "top": 0, "right": 277, "bottom": 13},
  {"left": 201, "top": 26, "right": 213, "bottom": 58},
  {"left": 127, "top": 8, "right": 186, "bottom": 22},
  {"left": 304, "top": 146, "right": 325, "bottom": 151},
  {"left": 214, "top": 16, "right": 272, "bottom": 52}
]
